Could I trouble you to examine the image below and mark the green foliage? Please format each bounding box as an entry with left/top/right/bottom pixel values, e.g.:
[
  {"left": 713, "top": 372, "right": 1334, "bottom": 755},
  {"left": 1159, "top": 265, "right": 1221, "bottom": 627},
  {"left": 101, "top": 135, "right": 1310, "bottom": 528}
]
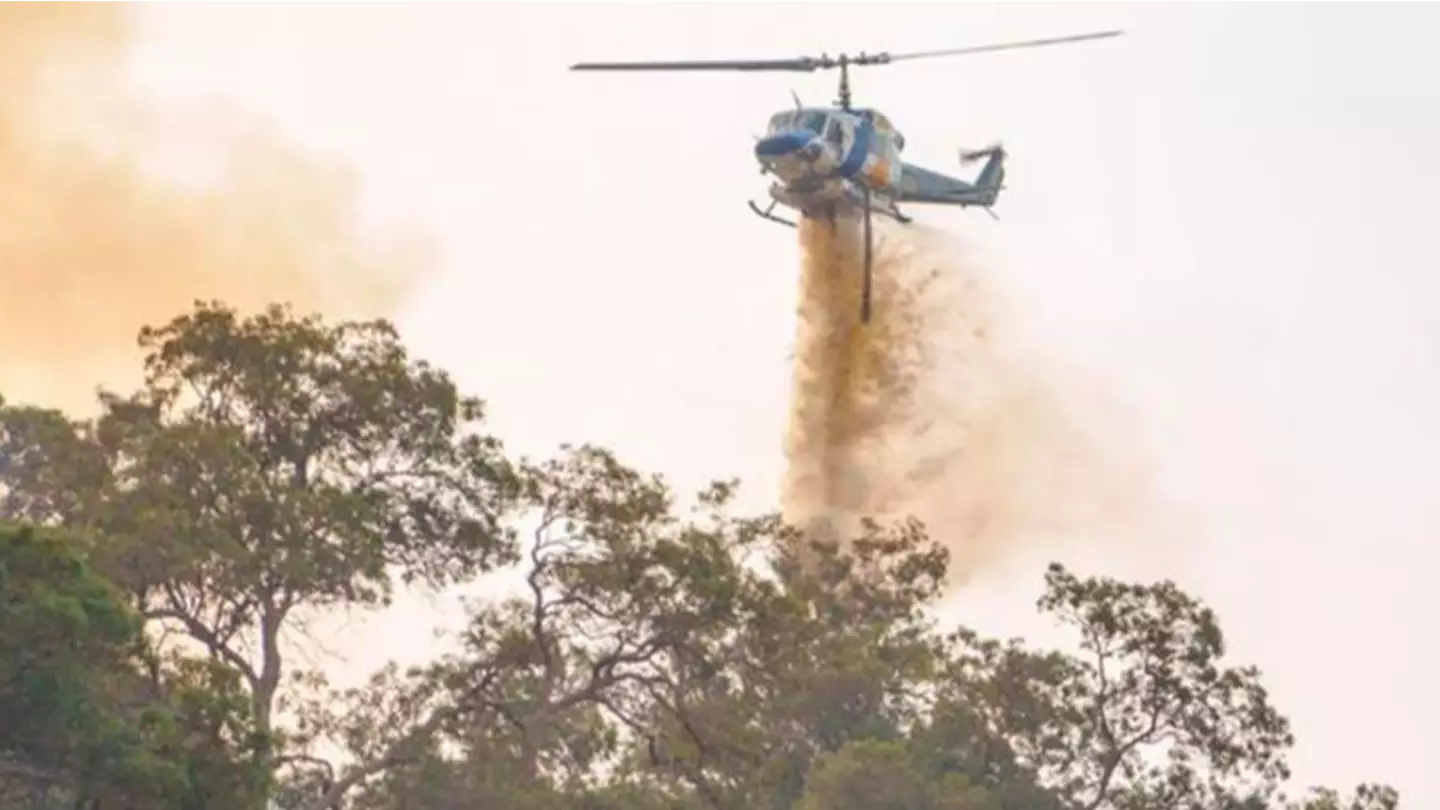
[
  {"left": 0, "top": 521, "right": 149, "bottom": 786},
  {"left": 0, "top": 521, "right": 267, "bottom": 809},
  {"left": 1, "top": 300, "right": 521, "bottom": 806},
  {"left": 795, "top": 739, "right": 994, "bottom": 810},
  {"left": 0, "top": 301, "right": 1401, "bottom": 810},
  {"left": 1284, "top": 784, "right": 1399, "bottom": 810},
  {"left": 920, "top": 562, "right": 1301, "bottom": 810}
]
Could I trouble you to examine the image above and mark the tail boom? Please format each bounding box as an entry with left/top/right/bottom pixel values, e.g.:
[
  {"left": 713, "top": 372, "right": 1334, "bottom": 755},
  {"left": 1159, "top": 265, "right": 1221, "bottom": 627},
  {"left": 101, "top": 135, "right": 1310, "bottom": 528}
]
[{"left": 897, "top": 143, "right": 1006, "bottom": 209}]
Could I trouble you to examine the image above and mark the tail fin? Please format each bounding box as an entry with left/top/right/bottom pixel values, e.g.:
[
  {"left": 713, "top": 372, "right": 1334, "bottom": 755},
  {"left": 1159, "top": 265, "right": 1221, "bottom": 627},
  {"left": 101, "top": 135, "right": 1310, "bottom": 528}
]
[{"left": 961, "top": 143, "right": 1006, "bottom": 206}]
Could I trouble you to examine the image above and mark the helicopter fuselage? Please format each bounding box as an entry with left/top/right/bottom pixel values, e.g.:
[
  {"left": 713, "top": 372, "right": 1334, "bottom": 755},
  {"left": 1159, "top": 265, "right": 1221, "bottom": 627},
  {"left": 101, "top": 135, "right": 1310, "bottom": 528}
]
[
  {"left": 570, "top": 28, "right": 1122, "bottom": 323},
  {"left": 753, "top": 106, "right": 906, "bottom": 219}
]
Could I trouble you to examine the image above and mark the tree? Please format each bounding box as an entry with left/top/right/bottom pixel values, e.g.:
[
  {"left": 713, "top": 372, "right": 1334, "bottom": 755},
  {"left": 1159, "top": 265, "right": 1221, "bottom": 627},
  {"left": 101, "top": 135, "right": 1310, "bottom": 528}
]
[
  {"left": 283, "top": 451, "right": 1403, "bottom": 810},
  {"left": 0, "top": 521, "right": 266, "bottom": 809},
  {"left": 0, "top": 300, "right": 522, "bottom": 806},
  {"left": 1, "top": 299, "right": 1402, "bottom": 810},
  {"left": 291, "top": 446, "right": 768, "bottom": 810},
  {"left": 286, "top": 452, "right": 953, "bottom": 810},
  {"left": 626, "top": 519, "right": 954, "bottom": 810}
]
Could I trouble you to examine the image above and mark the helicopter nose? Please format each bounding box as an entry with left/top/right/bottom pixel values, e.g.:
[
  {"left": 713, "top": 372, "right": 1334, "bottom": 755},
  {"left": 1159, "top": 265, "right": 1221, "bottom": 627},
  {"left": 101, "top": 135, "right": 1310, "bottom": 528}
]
[{"left": 755, "top": 131, "right": 814, "bottom": 158}]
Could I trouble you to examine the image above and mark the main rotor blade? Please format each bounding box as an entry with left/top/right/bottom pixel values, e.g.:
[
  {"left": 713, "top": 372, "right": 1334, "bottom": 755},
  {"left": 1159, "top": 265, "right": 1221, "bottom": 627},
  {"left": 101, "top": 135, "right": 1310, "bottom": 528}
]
[
  {"left": 570, "top": 30, "right": 1122, "bottom": 75},
  {"left": 885, "top": 30, "right": 1123, "bottom": 63},
  {"left": 570, "top": 57, "right": 820, "bottom": 72}
]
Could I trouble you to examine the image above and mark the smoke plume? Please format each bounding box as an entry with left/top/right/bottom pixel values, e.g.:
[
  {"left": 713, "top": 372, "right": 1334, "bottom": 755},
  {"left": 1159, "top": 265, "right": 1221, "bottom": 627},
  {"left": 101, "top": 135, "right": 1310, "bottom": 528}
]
[
  {"left": 781, "top": 215, "right": 1156, "bottom": 588},
  {"left": 0, "top": 5, "right": 433, "bottom": 414}
]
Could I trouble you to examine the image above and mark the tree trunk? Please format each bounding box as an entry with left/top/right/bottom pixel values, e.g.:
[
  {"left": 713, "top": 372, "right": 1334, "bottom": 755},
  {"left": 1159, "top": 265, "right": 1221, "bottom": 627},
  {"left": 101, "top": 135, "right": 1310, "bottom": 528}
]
[{"left": 252, "top": 604, "right": 285, "bottom": 809}]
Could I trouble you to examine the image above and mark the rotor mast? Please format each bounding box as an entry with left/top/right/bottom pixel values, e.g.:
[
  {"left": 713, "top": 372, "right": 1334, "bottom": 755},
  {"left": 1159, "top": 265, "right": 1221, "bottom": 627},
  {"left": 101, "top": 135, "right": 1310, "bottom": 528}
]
[{"left": 831, "top": 52, "right": 889, "bottom": 111}]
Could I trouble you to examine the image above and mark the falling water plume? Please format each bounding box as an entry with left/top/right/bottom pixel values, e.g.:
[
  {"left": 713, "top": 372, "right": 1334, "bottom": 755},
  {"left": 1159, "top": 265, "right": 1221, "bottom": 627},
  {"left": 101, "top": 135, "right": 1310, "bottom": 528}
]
[{"left": 781, "top": 214, "right": 1157, "bottom": 589}]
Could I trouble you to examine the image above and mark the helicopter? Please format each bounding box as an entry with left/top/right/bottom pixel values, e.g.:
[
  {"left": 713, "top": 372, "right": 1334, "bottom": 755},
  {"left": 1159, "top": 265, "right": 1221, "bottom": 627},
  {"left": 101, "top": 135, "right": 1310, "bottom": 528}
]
[{"left": 571, "top": 30, "right": 1123, "bottom": 323}]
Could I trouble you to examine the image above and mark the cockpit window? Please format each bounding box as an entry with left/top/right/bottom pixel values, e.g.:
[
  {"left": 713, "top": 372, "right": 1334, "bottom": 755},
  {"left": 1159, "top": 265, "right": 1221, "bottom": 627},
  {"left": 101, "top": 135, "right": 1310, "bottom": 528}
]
[
  {"left": 769, "top": 110, "right": 833, "bottom": 135},
  {"left": 824, "top": 118, "right": 844, "bottom": 147},
  {"left": 768, "top": 112, "right": 794, "bottom": 132}
]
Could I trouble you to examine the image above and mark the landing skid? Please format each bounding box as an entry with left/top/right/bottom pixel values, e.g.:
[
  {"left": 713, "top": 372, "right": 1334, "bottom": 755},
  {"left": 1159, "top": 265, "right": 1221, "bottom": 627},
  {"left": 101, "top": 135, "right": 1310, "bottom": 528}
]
[
  {"left": 873, "top": 197, "right": 913, "bottom": 225},
  {"left": 747, "top": 200, "right": 797, "bottom": 228},
  {"left": 748, "top": 199, "right": 913, "bottom": 228}
]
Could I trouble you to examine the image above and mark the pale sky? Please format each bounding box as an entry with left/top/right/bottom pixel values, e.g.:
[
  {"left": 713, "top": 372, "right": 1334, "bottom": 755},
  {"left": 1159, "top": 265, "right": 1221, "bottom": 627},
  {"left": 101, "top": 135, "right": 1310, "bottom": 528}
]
[{"left": 121, "top": 2, "right": 1436, "bottom": 804}]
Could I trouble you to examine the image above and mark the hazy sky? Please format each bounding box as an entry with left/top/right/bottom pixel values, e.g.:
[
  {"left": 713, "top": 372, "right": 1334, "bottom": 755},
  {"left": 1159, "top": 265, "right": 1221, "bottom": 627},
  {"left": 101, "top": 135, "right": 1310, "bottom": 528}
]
[{"left": 116, "top": 2, "right": 1437, "bottom": 803}]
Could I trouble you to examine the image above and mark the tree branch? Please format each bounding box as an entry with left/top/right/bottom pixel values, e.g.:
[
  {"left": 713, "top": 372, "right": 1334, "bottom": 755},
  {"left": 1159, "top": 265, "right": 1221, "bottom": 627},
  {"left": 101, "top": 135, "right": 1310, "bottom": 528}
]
[
  {"left": 144, "top": 606, "right": 260, "bottom": 686},
  {"left": 298, "top": 667, "right": 504, "bottom": 810}
]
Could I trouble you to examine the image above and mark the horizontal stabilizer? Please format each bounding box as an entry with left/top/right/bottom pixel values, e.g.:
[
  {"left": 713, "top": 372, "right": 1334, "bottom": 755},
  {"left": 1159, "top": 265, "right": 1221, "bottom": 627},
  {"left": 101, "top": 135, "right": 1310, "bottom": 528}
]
[{"left": 960, "top": 142, "right": 1003, "bottom": 163}]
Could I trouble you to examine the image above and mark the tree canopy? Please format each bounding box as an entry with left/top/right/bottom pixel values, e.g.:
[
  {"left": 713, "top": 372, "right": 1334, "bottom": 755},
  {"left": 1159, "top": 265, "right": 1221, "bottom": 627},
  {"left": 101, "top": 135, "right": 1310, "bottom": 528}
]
[
  {"left": 0, "top": 300, "right": 1399, "bottom": 810},
  {"left": 0, "top": 521, "right": 267, "bottom": 808}
]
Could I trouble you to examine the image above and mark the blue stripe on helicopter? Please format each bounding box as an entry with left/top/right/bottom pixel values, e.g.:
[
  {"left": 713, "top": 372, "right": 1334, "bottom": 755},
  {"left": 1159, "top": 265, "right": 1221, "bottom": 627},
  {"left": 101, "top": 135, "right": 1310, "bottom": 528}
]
[
  {"left": 836, "top": 114, "right": 872, "bottom": 179},
  {"left": 755, "top": 131, "right": 812, "bottom": 157}
]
